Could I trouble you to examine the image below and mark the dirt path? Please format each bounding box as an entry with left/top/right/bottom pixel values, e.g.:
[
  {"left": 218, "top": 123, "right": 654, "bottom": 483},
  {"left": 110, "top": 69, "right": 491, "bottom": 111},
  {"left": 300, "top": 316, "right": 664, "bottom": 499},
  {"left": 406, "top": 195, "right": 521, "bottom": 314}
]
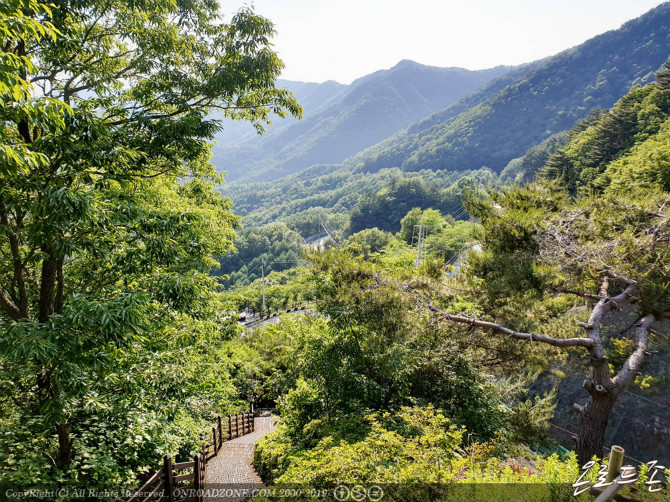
[{"left": 204, "top": 417, "right": 274, "bottom": 501}]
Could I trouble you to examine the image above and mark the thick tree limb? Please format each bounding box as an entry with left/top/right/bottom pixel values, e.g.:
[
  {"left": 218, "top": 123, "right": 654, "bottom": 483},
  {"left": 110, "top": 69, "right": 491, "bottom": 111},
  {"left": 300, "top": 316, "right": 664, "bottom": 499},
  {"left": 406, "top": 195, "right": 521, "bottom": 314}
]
[
  {"left": 0, "top": 290, "right": 22, "bottom": 321},
  {"left": 0, "top": 200, "right": 29, "bottom": 318},
  {"left": 581, "top": 276, "right": 637, "bottom": 385},
  {"left": 551, "top": 286, "right": 603, "bottom": 301},
  {"left": 650, "top": 328, "right": 668, "bottom": 339},
  {"left": 611, "top": 314, "right": 655, "bottom": 391},
  {"left": 38, "top": 247, "right": 58, "bottom": 323},
  {"left": 573, "top": 403, "right": 586, "bottom": 415},
  {"left": 427, "top": 306, "right": 595, "bottom": 349}
]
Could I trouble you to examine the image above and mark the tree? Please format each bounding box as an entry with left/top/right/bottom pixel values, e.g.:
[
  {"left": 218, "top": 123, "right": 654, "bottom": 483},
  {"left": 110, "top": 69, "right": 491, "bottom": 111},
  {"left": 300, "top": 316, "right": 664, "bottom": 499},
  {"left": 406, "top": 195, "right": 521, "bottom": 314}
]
[
  {"left": 214, "top": 222, "right": 305, "bottom": 286},
  {"left": 429, "top": 274, "right": 656, "bottom": 465},
  {"left": 344, "top": 228, "right": 393, "bottom": 259},
  {"left": 348, "top": 177, "right": 438, "bottom": 234},
  {"left": 289, "top": 249, "right": 505, "bottom": 443},
  {"left": 398, "top": 208, "right": 450, "bottom": 244},
  {"left": 439, "top": 70, "right": 670, "bottom": 460},
  {"left": 436, "top": 164, "right": 669, "bottom": 465},
  {"left": 1, "top": 0, "right": 300, "bottom": 473}
]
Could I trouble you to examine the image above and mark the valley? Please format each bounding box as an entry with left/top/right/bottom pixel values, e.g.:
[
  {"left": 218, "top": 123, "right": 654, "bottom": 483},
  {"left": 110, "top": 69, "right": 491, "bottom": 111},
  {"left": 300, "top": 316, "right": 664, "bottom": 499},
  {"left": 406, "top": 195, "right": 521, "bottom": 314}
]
[{"left": 1, "top": 1, "right": 669, "bottom": 499}]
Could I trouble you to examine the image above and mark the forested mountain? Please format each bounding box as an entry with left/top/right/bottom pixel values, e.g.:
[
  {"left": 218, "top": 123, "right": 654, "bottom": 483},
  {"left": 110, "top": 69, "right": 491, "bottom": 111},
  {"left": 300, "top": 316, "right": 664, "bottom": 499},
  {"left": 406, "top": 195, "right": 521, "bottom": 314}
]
[
  {"left": 226, "top": 164, "right": 492, "bottom": 233},
  {"left": 209, "top": 78, "right": 347, "bottom": 145},
  {"left": 221, "top": 2, "right": 670, "bottom": 234},
  {"left": 350, "top": 2, "right": 670, "bottom": 174},
  {"left": 213, "top": 61, "right": 512, "bottom": 181}
]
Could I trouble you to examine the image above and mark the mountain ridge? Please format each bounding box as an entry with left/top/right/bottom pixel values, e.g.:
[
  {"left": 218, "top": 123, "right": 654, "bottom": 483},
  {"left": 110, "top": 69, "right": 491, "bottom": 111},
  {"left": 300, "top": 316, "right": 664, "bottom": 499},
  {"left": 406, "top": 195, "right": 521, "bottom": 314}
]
[
  {"left": 348, "top": 2, "right": 670, "bottom": 175},
  {"left": 220, "top": 2, "right": 670, "bottom": 232},
  {"left": 212, "top": 60, "right": 513, "bottom": 181}
]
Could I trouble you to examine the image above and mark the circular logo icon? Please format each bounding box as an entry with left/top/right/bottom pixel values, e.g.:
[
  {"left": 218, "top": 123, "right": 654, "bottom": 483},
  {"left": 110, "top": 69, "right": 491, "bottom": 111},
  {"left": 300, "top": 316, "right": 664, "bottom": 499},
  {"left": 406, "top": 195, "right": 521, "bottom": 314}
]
[
  {"left": 334, "top": 485, "right": 350, "bottom": 501},
  {"left": 351, "top": 485, "right": 366, "bottom": 501},
  {"left": 368, "top": 485, "right": 384, "bottom": 501}
]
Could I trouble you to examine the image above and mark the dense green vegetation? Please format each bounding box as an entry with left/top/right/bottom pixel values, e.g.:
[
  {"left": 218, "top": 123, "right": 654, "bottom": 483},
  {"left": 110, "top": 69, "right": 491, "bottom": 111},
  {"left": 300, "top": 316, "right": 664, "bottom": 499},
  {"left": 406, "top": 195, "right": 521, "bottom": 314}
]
[
  {"left": 225, "top": 165, "right": 493, "bottom": 230},
  {"left": 220, "top": 2, "right": 670, "bottom": 234},
  {"left": 238, "top": 65, "right": 670, "bottom": 498},
  {"left": 542, "top": 63, "right": 670, "bottom": 197},
  {"left": 348, "top": 175, "right": 487, "bottom": 234},
  {"left": 499, "top": 132, "right": 569, "bottom": 183},
  {"left": 213, "top": 223, "right": 305, "bottom": 287},
  {"left": 213, "top": 167, "right": 492, "bottom": 287},
  {"left": 0, "top": 0, "right": 299, "bottom": 490},
  {"left": 3, "top": 0, "right": 670, "bottom": 498}
]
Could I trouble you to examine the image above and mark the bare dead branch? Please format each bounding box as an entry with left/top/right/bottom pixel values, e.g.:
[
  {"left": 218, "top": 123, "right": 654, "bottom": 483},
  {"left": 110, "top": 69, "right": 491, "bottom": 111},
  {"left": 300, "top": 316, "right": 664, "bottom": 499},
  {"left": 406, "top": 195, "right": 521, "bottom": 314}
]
[
  {"left": 551, "top": 286, "right": 603, "bottom": 301},
  {"left": 427, "top": 306, "right": 595, "bottom": 349},
  {"left": 650, "top": 328, "right": 668, "bottom": 339}
]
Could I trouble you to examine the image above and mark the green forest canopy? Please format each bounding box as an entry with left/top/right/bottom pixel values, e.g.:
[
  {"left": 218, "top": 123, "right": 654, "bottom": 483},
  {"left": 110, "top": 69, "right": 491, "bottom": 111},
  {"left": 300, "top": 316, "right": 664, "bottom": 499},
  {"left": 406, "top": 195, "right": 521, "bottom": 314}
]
[{"left": 0, "top": 0, "right": 299, "bottom": 487}]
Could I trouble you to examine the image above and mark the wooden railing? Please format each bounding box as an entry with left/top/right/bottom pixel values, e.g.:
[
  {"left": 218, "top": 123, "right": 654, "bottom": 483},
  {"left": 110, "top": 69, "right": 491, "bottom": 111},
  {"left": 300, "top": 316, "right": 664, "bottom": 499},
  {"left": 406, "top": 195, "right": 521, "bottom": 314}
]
[
  {"left": 200, "top": 411, "right": 255, "bottom": 462},
  {"left": 125, "top": 409, "right": 255, "bottom": 502}
]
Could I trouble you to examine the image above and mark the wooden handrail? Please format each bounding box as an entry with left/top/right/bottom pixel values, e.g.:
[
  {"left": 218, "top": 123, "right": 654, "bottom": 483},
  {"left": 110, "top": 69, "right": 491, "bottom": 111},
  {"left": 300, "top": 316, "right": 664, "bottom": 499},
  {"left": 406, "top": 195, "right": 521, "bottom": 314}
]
[
  {"left": 127, "top": 469, "right": 164, "bottom": 502},
  {"left": 124, "top": 407, "right": 256, "bottom": 502},
  {"left": 172, "top": 461, "right": 194, "bottom": 470},
  {"left": 173, "top": 473, "right": 194, "bottom": 483},
  {"left": 140, "top": 482, "right": 164, "bottom": 502}
]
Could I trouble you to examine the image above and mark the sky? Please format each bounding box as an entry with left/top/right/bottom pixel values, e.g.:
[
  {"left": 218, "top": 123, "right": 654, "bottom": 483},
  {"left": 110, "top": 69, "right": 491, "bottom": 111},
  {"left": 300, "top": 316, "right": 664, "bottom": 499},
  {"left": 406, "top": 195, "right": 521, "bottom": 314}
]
[{"left": 221, "top": 0, "right": 668, "bottom": 84}]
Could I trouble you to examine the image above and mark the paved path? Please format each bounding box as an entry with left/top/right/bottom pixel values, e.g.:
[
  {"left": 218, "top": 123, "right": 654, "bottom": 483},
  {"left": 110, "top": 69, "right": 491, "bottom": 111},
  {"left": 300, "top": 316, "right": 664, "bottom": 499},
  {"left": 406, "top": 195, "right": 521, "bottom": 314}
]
[{"left": 204, "top": 417, "right": 274, "bottom": 501}]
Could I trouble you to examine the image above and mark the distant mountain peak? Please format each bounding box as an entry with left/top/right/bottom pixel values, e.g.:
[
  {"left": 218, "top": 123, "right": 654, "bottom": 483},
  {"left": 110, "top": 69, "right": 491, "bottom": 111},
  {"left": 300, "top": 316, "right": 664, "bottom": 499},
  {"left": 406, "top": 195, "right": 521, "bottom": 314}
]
[
  {"left": 348, "top": 1, "right": 670, "bottom": 175},
  {"left": 394, "top": 59, "right": 421, "bottom": 68},
  {"left": 214, "top": 61, "right": 512, "bottom": 182}
]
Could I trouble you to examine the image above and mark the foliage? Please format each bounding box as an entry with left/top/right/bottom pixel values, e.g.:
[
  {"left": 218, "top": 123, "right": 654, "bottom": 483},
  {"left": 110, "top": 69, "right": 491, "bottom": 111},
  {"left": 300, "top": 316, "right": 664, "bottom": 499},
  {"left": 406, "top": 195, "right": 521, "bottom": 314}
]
[
  {"left": 343, "top": 228, "right": 393, "bottom": 259},
  {"left": 242, "top": 248, "right": 540, "bottom": 453},
  {"left": 500, "top": 132, "right": 569, "bottom": 183},
  {"left": 272, "top": 406, "right": 467, "bottom": 485},
  {"left": 254, "top": 406, "right": 581, "bottom": 502},
  {"left": 541, "top": 81, "right": 670, "bottom": 195},
  {"left": 214, "top": 222, "right": 305, "bottom": 287},
  {"left": 0, "top": 326, "right": 258, "bottom": 488},
  {"left": 0, "top": 0, "right": 299, "bottom": 490},
  {"left": 223, "top": 164, "right": 487, "bottom": 228},
  {"left": 225, "top": 267, "right": 316, "bottom": 314},
  {"left": 248, "top": 71, "right": 670, "bottom": 487},
  {"left": 533, "top": 70, "right": 670, "bottom": 312},
  {"left": 398, "top": 208, "right": 452, "bottom": 243},
  {"left": 450, "top": 72, "right": 670, "bottom": 465},
  {"left": 425, "top": 221, "right": 475, "bottom": 262},
  {"left": 397, "top": 207, "right": 474, "bottom": 262},
  {"left": 348, "top": 177, "right": 470, "bottom": 234},
  {"left": 281, "top": 210, "right": 349, "bottom": 240}
]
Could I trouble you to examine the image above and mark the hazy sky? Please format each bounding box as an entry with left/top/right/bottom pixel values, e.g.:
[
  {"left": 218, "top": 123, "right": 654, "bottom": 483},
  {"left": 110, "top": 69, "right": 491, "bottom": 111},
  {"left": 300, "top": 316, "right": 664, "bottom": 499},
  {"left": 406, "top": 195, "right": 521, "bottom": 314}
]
[{"left": 221, "top": 0, "right": 668, "bottom": 84}]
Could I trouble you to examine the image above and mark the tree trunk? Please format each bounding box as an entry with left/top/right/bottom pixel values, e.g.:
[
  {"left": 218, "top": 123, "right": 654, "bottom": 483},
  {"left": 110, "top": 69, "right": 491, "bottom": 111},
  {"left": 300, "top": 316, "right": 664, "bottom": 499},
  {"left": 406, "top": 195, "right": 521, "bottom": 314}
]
[
  {"left": 576, "top": 392, "right": 616, "bottom": 466},
  {"left": 56, "top": 423, "right": 73, "bottom": 469},
  {"left": 38, "top": 247, "right": 58, "bottom": 323},
  {"left": 37, "top": 370, "right": 73, "bottom": 469}
]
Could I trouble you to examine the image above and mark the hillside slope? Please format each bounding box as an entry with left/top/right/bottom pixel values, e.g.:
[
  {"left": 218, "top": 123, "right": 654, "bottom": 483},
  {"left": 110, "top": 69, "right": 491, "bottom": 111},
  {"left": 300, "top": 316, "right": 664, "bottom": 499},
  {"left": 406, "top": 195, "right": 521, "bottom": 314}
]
[
  {"left": 350, "top": 2, "right": 670, "bottom": 174},
  {"left": 209, "top": 78, "right": 347, "bottom": 146},
  {"left": 214, "top": 61, "right": 512, "bottom": 181},
  {"left": 221, "top": 2, "right": 670, "bottom": 233}
]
